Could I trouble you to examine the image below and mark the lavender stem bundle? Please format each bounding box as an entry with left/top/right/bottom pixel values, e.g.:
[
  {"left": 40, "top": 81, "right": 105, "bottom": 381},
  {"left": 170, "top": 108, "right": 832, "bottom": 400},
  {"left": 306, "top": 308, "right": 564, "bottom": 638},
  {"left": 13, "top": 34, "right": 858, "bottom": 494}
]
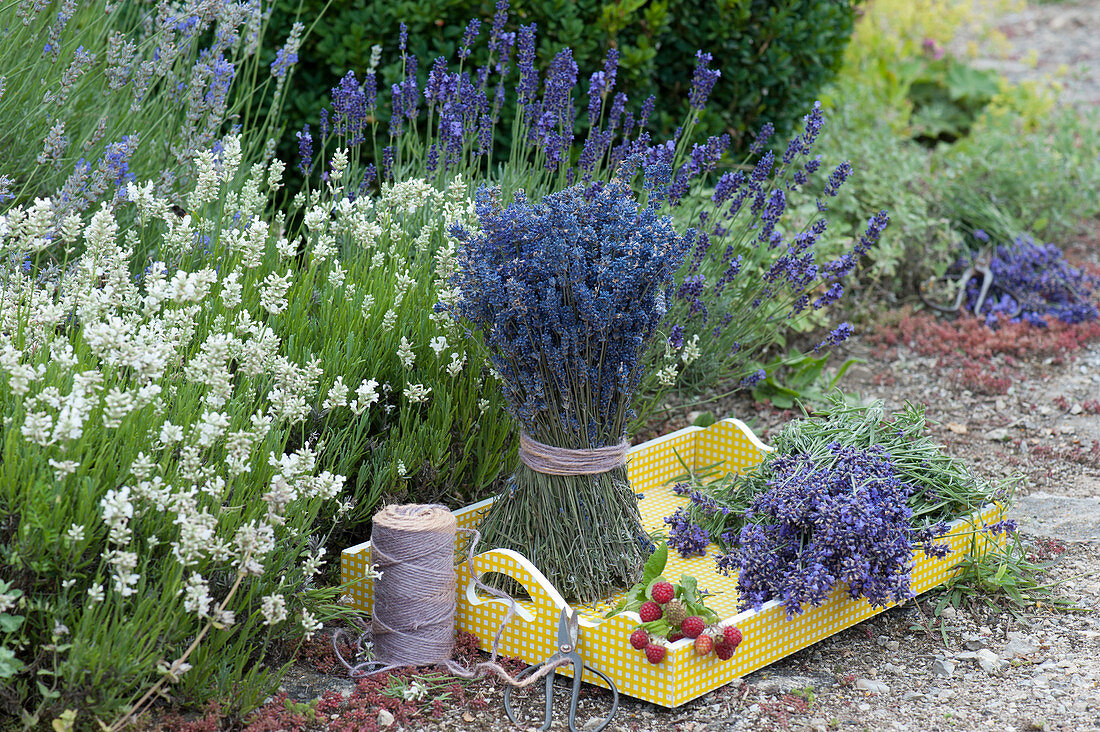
[{"left": 448, "top": 163, "right": 693, "bottom": 602}]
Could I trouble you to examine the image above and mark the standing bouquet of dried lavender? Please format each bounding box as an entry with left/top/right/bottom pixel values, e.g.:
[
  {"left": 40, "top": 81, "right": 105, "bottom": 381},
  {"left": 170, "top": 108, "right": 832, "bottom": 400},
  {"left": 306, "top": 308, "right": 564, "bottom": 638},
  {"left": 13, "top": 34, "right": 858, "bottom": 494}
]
[{"left": 447, "top": 163, "right": 693, "bottom": 601}]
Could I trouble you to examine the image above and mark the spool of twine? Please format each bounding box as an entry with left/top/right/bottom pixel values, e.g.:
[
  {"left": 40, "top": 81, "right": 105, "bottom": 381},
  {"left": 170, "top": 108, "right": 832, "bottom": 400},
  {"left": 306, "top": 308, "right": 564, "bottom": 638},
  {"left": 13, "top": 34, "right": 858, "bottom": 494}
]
[
  {"left": 518, "top": 431, "right": 630, "bottom": 476},
  {"left": 335, "top": 504, "right": 568, "bottom": 687},
  {"left": 370, "top": 504, "right": 458, "bottom": 667}
]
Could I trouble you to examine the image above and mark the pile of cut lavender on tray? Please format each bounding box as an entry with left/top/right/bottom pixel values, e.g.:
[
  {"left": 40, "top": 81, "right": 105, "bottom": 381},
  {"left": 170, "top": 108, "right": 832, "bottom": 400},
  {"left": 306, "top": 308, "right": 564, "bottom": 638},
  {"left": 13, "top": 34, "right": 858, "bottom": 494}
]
[{"left": 664, "top": 396, "right": 1016, "bottom": 617}]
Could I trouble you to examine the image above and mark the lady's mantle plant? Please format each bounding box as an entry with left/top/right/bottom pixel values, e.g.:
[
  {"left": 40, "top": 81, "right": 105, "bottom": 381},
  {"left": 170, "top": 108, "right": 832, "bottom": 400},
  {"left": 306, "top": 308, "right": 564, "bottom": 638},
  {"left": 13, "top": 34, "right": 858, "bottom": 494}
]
[{"left": 447, "top": 165, "right": 693, "bottom": 602}]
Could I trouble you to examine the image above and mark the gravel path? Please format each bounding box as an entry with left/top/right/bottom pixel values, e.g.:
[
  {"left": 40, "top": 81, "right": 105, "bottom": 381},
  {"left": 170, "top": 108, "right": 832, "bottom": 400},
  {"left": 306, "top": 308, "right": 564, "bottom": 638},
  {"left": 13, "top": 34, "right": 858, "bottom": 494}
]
[{"left": 952, "top": 0, "right": 1100, "bottom": 109}]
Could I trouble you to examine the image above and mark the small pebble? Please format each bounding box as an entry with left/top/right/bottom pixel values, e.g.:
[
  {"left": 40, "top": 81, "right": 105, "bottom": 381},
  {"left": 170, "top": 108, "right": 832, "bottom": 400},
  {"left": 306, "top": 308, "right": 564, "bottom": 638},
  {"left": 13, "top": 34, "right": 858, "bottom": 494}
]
[
  {"left": 977, "top": 648, "right": 1006, "bottom": 674},
  {"left": 933, "top": 659, "right": 957, "bottom": 678},
  {"left": 855, "top": 679, "right": 890, "bottom": 694}
]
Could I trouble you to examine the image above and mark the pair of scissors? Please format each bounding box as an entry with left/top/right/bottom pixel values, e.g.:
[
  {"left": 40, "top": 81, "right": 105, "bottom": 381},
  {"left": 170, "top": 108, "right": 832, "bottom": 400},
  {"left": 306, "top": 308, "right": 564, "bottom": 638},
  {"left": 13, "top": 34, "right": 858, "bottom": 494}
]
[
  {"left": 918, "top": 247, "right": 1023, "bottom": 318},
  {"left": 503, "top": 607, "right": 619, "bottom": 732}
]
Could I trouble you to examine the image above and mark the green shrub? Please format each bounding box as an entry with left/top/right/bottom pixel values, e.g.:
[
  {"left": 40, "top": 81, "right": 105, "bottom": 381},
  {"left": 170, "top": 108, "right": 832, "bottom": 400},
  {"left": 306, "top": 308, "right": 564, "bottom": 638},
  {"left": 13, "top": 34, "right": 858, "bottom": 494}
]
[
  {"left": 268, "top": 0, "right": 858, "bottom": 158},
  {"left": 932, "top": 106, "right": 1100, "bottom": 246},
  {"left": 805, "top": 95, "right": 959, "bottom": 287}
]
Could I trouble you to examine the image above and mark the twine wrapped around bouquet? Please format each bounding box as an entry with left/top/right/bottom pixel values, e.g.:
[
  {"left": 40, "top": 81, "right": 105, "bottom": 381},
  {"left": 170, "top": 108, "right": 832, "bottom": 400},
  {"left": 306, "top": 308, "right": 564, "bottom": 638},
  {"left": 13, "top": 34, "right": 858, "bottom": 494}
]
[{"left": 518, "top": 432, "right": 629, "bottom": 476}]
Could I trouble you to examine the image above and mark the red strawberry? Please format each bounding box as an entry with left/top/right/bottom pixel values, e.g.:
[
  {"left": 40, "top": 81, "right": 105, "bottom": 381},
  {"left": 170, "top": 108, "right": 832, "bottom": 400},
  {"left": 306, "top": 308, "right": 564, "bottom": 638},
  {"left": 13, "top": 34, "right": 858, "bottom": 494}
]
[
  {"left": 629, "top": 629, "right": 649, "bottom": 650},
  {"left": 680, "top": 616, "right": 705, "bottom": 639},
  {"left": 714, "top": 640, "right": 734, "bottom": 660},
  {"left": 651, "top": 581, "right": 675, "bottom": 605},
  {"left": 667, "top": 630, "right": 685, "bottom": 643},
  {"left": 694, "top": 634, "right": 713, "bottom": 657},
  {"left": 723, "top": 625, "right": 743, "bottom": 649},
  {"left": 644, "top": 643, "right": 666, "bottom": 664},
  {"left": 639, "top": 601, "right": 663, "bottom": 622}
]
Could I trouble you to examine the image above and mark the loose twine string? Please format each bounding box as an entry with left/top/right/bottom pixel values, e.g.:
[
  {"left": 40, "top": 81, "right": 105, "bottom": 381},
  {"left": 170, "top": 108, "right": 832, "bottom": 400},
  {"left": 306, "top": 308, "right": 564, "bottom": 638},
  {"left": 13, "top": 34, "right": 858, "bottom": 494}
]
[
  {"left": 518, "top": 431, "right": 629, "bottom": 476},
  {"left": 333, "top": 504, "right": 569, "bottom": 686}
]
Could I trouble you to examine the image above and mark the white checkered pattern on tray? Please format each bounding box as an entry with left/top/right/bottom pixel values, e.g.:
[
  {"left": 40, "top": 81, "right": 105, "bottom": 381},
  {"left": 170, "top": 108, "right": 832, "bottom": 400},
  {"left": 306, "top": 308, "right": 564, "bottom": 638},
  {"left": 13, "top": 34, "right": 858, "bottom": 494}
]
[{"left": 341, "top": 419, "right": 1007, "bottom": 707}]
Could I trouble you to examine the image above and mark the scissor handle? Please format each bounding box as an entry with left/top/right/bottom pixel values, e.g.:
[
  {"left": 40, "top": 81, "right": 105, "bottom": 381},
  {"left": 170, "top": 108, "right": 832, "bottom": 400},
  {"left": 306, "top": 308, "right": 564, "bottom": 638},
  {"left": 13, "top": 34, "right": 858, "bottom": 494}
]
[
  {"left": 970, "top": 264, "right": 993, "bottom": 316},
  {"left": 568, "top": 663, "right": 619, "bottom": 732},
  {"left": 503, "top": 658, "right": 619, "bottom": 732},
  {"left": 502, "top": 662, "right": 556, "bottom": 732}
]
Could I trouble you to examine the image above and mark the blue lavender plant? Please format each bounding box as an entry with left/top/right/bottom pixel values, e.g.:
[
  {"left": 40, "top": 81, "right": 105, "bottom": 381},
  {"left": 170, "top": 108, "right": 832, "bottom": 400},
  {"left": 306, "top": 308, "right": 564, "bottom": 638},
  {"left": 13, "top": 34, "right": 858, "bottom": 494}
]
[
  {"left": 2, "top": 0, "right": 303, "bottom": 228},
  {"left": 301, "top": 1, "right": 724, "bottom": 194},
  {"left": 447, "top": 167, "right": 694, "bottom": 601},
  {"left": 657, "top": 104, "right": 891, "bottom": 397},
  {"left": 298, "top": 2, "right": 886, "bottom": 424}
]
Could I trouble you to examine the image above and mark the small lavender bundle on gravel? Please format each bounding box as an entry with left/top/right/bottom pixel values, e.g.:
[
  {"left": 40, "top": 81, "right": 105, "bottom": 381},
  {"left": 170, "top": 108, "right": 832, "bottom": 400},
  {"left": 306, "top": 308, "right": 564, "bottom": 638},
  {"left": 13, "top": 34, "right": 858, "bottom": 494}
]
[
  {"left": 448, "top": 165, "right": 693, "bottom": 602},
  {"left": 665, "top": 396, "right": 1011, "bottom": 616},
  {"left": 971, "top": 235, "right": 1099, "bottom": 327}
]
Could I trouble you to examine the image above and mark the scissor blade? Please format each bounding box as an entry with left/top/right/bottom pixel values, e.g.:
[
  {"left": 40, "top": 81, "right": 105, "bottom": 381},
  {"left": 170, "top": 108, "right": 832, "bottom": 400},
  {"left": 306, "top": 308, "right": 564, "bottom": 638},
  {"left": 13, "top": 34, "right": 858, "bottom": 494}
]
[{"left": 554, "top": 606, "right": 581, "bottom": 648}]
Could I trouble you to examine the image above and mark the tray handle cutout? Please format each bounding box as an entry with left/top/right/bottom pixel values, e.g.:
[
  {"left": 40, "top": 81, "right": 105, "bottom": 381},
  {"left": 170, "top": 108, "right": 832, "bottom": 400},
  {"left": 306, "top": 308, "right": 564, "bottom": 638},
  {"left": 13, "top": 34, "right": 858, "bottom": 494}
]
[{"left": 461, "top": 548, "right": 570, "bottom": 625}]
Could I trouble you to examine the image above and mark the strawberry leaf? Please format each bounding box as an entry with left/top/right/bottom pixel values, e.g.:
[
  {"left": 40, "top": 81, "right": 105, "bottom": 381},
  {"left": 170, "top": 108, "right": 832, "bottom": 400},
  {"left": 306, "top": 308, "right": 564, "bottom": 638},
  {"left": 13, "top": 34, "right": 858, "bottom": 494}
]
[
  {"left": 680, "top": 574, "right": 699, "bottom": 603},
  {"left": 641, "top": 543, "right": 668, "bottom": 586},
  {"left": 639, "top": 618, "right": 671, "bottom": 635}
]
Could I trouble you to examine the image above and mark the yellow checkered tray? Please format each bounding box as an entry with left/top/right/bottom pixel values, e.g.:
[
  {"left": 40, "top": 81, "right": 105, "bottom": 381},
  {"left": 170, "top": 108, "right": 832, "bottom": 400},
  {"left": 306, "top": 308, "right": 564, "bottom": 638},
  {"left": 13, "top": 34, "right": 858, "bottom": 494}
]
[{"left": 341, "top": 418, "right": 1005, "bottom": 707}]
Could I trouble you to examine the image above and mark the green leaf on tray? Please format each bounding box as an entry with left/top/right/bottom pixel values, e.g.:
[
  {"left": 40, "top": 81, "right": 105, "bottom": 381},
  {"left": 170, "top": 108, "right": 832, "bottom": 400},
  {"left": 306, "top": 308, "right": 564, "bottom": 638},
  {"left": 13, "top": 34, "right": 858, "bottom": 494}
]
[
  {"left": 642, "top": 543, "right": 668, "bottom": 586},
  {"left": 679, "top": 574, "right": 698, "bottom": 603}
]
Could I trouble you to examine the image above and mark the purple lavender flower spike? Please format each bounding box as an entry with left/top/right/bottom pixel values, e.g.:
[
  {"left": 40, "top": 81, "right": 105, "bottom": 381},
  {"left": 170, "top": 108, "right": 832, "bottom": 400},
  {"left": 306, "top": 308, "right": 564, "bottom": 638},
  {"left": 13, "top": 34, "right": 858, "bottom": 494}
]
[
  {"left": 688, "top": 50, "right": 721, "bottom": 111},
  {"left": 823, "top": 161, "right": 852, "bottom": 197},
  {"left": 749, "top": 122, "right": 775, "bottom": 155},
  {"left": 488, "top": 0, "right": 510, "bottom": 53},
  {"left": 332, "top": 71, "right": 368, "bottom": 144},
  {"left": 459, "top": 19, "right": 480, "bottom": 60},
  {"left": 296, "top": 124, "right": 313, "bottom": 175},
  {"left": 813, "top": 322, "right": 853, "bottom": 352},
  {"left": 516, "top": 23, "right": 539, "bottom": 113}
]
